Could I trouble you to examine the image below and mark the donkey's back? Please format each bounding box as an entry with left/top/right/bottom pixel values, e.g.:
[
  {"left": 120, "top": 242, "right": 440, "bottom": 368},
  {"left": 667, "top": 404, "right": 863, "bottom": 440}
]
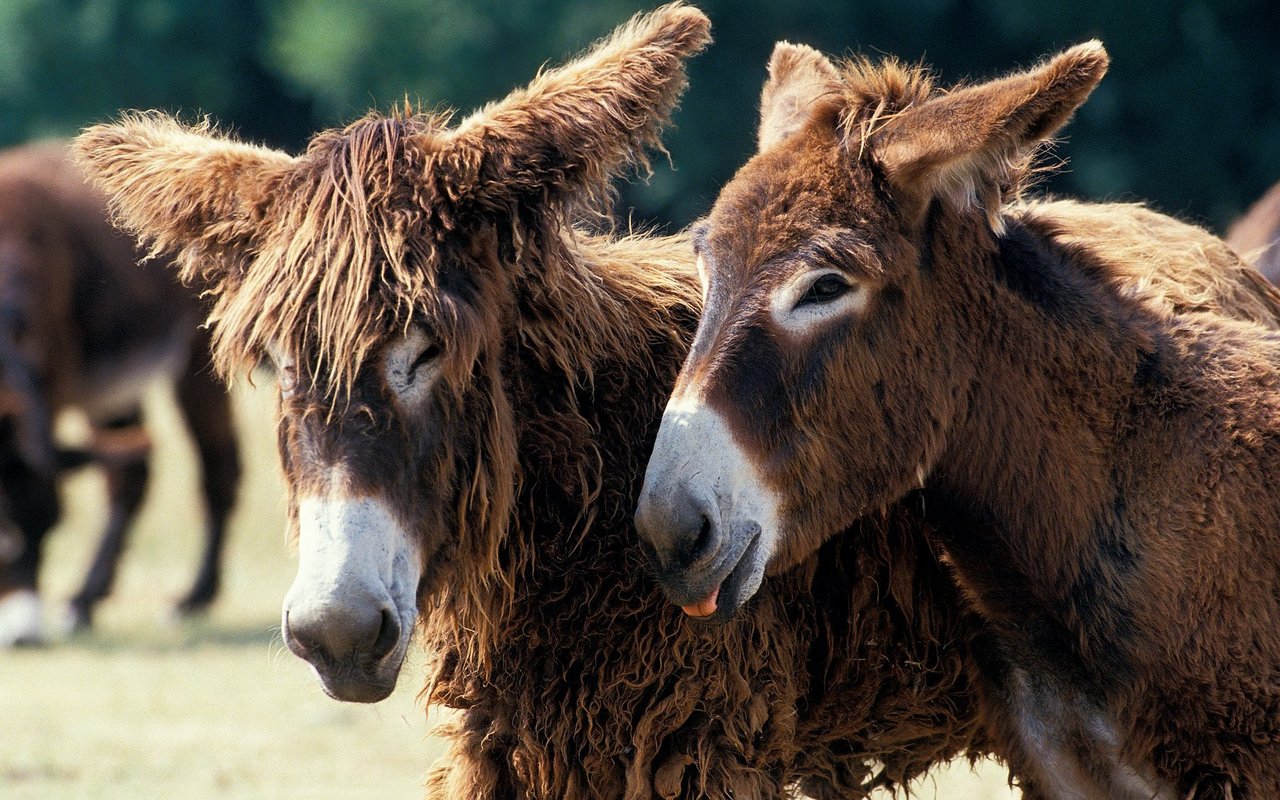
[{"left": 0, "top": 141, "right": 240, "bottom": 645}]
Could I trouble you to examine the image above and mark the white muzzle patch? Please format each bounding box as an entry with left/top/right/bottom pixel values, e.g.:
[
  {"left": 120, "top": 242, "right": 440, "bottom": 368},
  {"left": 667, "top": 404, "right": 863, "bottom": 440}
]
[
  {"left": 284, "top": 491, "right": 421, "bottom": 655},
  {"left": 642, "top": 391, "right": 782, "bottom": 600},
  {"left": 658, "top": 393, "right": 783, "bottom": 533}
]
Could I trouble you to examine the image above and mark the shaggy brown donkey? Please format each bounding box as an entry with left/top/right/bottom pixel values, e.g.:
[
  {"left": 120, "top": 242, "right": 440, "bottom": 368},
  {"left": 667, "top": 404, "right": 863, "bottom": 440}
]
[
  {"left": 75, "top": 6, "right": 1004, "bottom": 797},
  {"left": 637, "top": 42, "right": 1280, "bottom": 798},
  {"left": 80, "top": 11, "right": 1280, "bottom": 798},
  {"left": 1228, "top": 178, "right": 1280, "bottom": 282},
  {"left": 0, "top": 141, "right": 241, "bottom": 645}
]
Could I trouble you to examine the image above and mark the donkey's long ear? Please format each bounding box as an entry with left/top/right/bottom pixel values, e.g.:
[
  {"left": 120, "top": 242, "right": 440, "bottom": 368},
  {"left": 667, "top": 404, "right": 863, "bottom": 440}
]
[
  {"left": 758, "top": 42, "right": 842, "bottom": 153},
  {"left": 73, "top": 114, "right": 295, "bottom": 285},
  {"left": 442, "top": 3, "right": 711, "bottom": 214},
  {"left": 872, "top": 41, "right": 1108, "bottom": 226}
]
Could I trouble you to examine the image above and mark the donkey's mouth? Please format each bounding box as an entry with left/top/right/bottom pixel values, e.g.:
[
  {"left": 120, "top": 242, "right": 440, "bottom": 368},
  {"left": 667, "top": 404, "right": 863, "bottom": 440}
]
[
  {"left": 284, "top": 604, "right": 415, "bottom": 704},
  {"left": 674, "top": 525, "right": 765, "bottom": 626},
  {"left": 312, "top": 658, "right": 403, "bottom": 704}
]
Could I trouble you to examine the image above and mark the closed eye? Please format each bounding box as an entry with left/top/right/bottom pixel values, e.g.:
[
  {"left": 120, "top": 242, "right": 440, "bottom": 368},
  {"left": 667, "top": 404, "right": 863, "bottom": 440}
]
[
  {"left": 409, "top": 343, "right": 442, "bottom": 376},
  {"left": 795, "top": 273, "right": 851, "bottom": 308}
]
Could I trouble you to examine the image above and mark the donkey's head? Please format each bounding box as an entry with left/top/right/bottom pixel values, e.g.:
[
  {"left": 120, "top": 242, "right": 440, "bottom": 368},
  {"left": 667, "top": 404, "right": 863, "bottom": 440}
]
[
  {"left": 76, "top": 3, "right": 710, "bottom": 701},
  {"left": 636, "top": 42, "right": 1108, "bottom": 621}
]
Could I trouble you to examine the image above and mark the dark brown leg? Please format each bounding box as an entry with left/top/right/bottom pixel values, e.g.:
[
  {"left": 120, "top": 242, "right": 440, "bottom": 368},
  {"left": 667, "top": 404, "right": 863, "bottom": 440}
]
[
  {"left": 0, "top": 471, "right": 58, "bottom": 646},
  {"left": 66, "top": 409, "right": 150, "bottom": 632},
  {"left": 173, "top": 334, "right": 240, "bottom": 616}
]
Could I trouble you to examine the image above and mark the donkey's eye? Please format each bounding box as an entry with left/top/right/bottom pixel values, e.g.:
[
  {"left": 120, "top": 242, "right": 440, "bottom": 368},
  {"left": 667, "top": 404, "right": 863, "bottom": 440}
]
[
  {"left": 409, "top": 343, "right": 442, "bottom": 374},
  {"left": 797, "top": 273, "right": 851, "bottom": 307}
]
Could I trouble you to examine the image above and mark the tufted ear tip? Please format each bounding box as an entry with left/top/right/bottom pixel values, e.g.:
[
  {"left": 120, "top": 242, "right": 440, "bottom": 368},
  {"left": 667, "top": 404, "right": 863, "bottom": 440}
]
[
  {"left": 442, "top": 3, "right": 711, "bottom": 216},
  {"left": 650, "top": 3, "right": 713, "bottom": 56},
  {"left": 766, "top": 41, "right": 836, "bottom": 82},
  {"left": 72, "top": 113, "right": 294, "bottom": 291},
  {"left": 1062, "top": 40, "right": 1110, "bottom": 76},
  {"left": 873, "top": 40, "right": 1110, "bottom": 222}
]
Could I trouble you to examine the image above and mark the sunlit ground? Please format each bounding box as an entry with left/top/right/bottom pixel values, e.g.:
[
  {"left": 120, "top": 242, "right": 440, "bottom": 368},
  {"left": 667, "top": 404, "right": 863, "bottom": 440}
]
[{"left": 0, "top": 378, "right": 1016, "bottom": 799}]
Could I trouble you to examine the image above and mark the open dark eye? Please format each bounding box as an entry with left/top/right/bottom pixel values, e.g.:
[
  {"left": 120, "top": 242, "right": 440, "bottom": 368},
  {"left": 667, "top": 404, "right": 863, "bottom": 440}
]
[
  {"left": 797, "top": 273, "right": 850, "bottom": 306},
  {"left": 409, "top": 343, "right": 442, "bottom": 373}
]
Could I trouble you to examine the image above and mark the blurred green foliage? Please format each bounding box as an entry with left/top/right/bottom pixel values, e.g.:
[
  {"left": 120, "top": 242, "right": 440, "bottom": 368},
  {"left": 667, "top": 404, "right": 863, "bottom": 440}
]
[{"left": 1, "top": 0, "right": 1277, "bottom": 230}]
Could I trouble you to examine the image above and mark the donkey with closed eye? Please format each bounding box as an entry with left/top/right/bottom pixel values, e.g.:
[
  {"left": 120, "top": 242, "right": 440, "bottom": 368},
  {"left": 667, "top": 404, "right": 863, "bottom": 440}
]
[
  {"left": 75, "top": 7, "right": 1029, "bottom": 796},
  {"left": 0, "top": 141, "right": 241, "bottom": 645},
  {"left": 637, "top": 41, "right": 1280, "bottom": 798}
]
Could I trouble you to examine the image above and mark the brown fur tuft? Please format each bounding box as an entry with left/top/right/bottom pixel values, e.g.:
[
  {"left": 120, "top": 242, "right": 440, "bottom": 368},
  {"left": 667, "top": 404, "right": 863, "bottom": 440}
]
[{"left": 839, "top": 43, "right": 1107, "bottom": 231}]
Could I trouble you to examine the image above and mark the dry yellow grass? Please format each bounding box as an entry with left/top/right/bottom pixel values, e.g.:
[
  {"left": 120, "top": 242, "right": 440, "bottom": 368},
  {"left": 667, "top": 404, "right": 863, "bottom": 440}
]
[{"left": 0, "top": 377, "right": 1017, "bottom": 799}]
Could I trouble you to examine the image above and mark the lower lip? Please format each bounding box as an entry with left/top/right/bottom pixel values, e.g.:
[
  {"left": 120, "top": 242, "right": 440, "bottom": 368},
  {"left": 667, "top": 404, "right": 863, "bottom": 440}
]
[{"left": 674, "top": 526, "right": 763, "bottom": 621}]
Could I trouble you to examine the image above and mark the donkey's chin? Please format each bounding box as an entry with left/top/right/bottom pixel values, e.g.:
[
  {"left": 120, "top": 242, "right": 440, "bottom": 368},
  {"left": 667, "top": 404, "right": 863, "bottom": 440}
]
[
  {"left": 310, "top": 643, "right": 409, "bottom": 704},
  {"left": 287, "top": 603, "right": 417, "bottom": 704},
  {"left": 666, "top": 523, "right": 768, "bottom": 626}
]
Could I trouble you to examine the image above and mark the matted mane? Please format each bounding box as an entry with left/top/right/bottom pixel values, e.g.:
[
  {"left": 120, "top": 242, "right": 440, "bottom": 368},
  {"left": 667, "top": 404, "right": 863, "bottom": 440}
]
[
  {"left": 1018, "top": 199, "right": 1280, "bottom": 327},
  {"left": 191, "top": 100, "right": 676, "bottom": 405}
]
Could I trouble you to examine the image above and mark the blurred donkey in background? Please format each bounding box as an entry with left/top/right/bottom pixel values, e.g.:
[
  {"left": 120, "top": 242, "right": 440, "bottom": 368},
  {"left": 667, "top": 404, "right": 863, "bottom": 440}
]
[{"left": 0, "top": 142, "right": 241, "bottom": 646}]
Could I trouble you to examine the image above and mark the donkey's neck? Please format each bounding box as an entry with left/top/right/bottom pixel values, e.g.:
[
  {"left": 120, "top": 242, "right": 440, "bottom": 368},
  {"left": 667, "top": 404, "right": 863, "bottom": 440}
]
[
  {"left": 510, "top": 230, "right": 699, "bottom": 543},
  {"left": 928, "top": 215, "right": 1159, "bottom": 622}
]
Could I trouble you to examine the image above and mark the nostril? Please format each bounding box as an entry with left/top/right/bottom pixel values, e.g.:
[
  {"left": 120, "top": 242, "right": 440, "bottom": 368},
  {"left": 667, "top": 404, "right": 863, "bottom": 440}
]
[
  {"left": 679, "top": 513, "right": 719, "bottom": 567},
  {"left": 635, "top": 485, "right": 721, "bottom": 571},
  {"left": 370, "top": 606, "right": 401, "bottom": 661},
  {"left": 282, "top": 600, "right": 392, "bottom": 666},
  {"left": 282, "top": 610, "right": 310, "bottom": 657},
  {"left": 694, "top": 514, "right": 714, "bottom": 558}
]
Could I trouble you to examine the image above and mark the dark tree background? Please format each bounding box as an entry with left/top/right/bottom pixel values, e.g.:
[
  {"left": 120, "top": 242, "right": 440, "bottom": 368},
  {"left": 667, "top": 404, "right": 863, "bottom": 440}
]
[{"left": 1, "top": 0, "right": 1277, "bottom": 231}]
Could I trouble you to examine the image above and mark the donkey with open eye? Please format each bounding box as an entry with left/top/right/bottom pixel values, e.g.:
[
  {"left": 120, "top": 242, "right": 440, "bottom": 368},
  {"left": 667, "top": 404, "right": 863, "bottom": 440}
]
[
  {"left": 637, "top": 41, "right": 1280, "bottom": 798},
  {"left": 75, "top": 7, "right": 1022, "bottom": 797},
  {"left": 0, "top": 141, "right": 241, "bottom": 645}
]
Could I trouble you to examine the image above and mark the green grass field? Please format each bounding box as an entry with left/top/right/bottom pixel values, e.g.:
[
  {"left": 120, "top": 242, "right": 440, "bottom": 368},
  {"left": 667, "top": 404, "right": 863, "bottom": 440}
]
[{"left": 0, "top": 379, "right": 1018, "bottom": 799}]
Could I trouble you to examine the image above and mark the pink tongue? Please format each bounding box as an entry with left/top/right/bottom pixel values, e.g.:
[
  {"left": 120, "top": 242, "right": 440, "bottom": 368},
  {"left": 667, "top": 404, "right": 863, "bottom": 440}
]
[{"left": 681, "top": 586, "right": 720, "bottom": 618}]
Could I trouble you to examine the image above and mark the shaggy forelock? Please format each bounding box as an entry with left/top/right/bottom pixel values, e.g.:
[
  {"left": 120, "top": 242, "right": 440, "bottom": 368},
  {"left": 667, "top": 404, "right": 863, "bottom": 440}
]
[{"left": 205, "top": 110, "right": 464, "bottom": 402}]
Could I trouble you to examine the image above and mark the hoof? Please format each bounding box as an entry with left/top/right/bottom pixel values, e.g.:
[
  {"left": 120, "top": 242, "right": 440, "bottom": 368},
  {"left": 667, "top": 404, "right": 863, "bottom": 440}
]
[
  {"left": 0, "top": 590, "right": 44, "bottom": 647},
  {"left": 175, "top": 582, "right": 218, "bottom": 618}
]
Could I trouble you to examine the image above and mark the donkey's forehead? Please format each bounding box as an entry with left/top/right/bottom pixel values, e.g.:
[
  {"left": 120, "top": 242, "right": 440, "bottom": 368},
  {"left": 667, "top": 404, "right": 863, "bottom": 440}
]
[{"left": 702, "top": 137, "right": 874, "bottom": 282}]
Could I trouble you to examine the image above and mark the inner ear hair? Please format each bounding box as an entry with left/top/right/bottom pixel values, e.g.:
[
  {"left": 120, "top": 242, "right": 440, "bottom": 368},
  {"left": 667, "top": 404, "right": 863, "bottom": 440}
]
[{"left": 758, "top": 41, "right": 843, "bottom": 153}]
